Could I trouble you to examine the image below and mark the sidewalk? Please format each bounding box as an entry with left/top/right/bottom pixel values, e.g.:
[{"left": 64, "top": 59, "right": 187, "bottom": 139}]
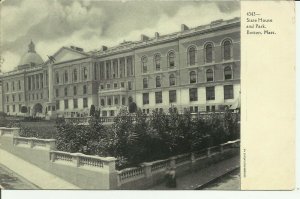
[
  {"left": 149, "top": 155, "right": 240, "bottom": 190},
  {"left": 0, "top": 149, "right": 80, "bottom": 189}
]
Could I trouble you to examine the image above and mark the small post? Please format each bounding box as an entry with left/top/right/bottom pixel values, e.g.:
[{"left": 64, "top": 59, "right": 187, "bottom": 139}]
[
  {"left": 72, "top": 153, "right": 81, "bottom": 167},
  {"left": 50, "top": 152, "right": 56, "bottom": 162},
  {"left": 104, "top": 157, "right": 117, "bottom": 173},
  {"left": 141, "top": 163, "right": 152, "bottom": 178},
  {"left": 169, "top": 157, "right": 176, "bottom": 168},
  {"left": 207, "top": 147, "right": 211, "bottom": 157},
  {"left": 46, "top": 139, "right": 56, "bottom": 150},
  {"left": 29, "top": 138, "right": 35, "bottom": 148}
]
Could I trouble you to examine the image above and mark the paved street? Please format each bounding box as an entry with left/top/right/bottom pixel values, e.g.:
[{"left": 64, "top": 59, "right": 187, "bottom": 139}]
[
  {"left": 0, "top": 164, "right": 38, "bottom": 189},
  {"left": 150, "top": 155, "right": 240, "bottom": 190}
]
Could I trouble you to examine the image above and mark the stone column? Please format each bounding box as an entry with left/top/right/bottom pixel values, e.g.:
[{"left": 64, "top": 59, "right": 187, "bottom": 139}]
[
  {"left": 141, "top": 163, "right": 152, "bottom": 178},
  {"left": 118, "top": 58, "right": 121, "bottom": 78},
  {"left": 48, "top": 64, "right": 54, "bottom": 102},
  {"left": 124, "top": 57, "right": 127, "bottom": 78},
  {"left": 104, "top": 61, "right": 107, "bottom": 79}
]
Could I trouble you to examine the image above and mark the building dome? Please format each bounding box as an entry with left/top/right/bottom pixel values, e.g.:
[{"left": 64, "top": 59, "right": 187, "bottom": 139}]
[{"left": 19, "top": 40, "right": 44, "bottom": 66}]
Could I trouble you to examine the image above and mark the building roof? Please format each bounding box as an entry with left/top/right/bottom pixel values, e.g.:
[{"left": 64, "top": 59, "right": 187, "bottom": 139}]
[{"left": 19, "top": 40, "right": 44, "bottom": 66}]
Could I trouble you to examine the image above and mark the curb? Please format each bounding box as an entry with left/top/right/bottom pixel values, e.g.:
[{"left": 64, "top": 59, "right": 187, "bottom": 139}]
[{"left": 195, "top": 166, "right": 240, "bottom": 190}]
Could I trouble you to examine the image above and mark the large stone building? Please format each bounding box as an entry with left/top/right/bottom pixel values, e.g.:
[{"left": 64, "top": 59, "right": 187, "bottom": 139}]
[{"left": 0, "top": 17, "right": 240, "bottom": 118}]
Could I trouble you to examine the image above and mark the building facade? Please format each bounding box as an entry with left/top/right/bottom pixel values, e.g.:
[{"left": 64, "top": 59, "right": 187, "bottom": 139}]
[{"left": 0, "top": 17, "right": 240, "bottom": 118}]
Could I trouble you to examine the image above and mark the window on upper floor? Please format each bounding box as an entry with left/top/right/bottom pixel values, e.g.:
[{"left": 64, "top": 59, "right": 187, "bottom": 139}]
[
  {"left": 73, "top": 86, "right": 77, "bottom": 95},
  {"left": 143, "top": 93, "right": 149, "bottom": 105},
  {"left": 223, "top": 39, "right": 232, "bottom": 60},
  {"left": 154, "top": 54, "right": 161, "bottom": 71},
  {"left": 83, "top": 97, "right": 88, "bottom": 108},
  {"left": 114, "top": 97, "right": 119, "bottom": 105},
  {"left": 205, "top": 43, "right": 213, "bottom": 63},
  {"left": 168, "top": 51, "right": 175, "bottom": 69},
  {"left": 18, "top": 80, "right": 21, "bottom": 90},
  {"left": 122, "top": 97, "right": 125, "bottom": 105},
  {"left": 224, "top": 85, "right": 234, "bottom": 100},
  {"left": 12, "top": 82, "right": 15, "bottom": 91},
  {"left": 156, "top": 76, "right": 161, "bottom": 88},
  {"left": 155, "top": 91, "right": 162, "bottom": 104},
  {"left": 64, "top": 70, "right": 68, "bottom": 83},
  {"left": 55, "top": 72, "right": 59, "bottom": 84},
  {"left": 6, "top": 82, "right": 9, "bottom": 91},
  {"left": 206, "top": 86, "right": 215, "bottom": 100},
  {"left": 188, "top": 46, "right": 196, "bottom": 66},
  {"left": 64, "top": 99, "right": 69, "bottom": 109},
  {"left": 73, "top": 69, "right": 78, "bottom": 82},
  {"left": 189, "top": 88, "right": 198, "bottom": 102},
  {"left": 108, "top": 97, "right": 112, "bottom": 106},
  {"left": 83, "top": 67, "right": 88, "bottom": 80},
  {"left": 56, "top": 100, "right": 60, "bottom": 110},
  {"left": 127, "top": 57, "right": 133, "bottom": 76},
  {"left": 55, "top": 88, "right": 59, "bottom": 97},
  {"left": 143, "top": 78, "right": 148, "bottom": 89},
  {"left": 206, "top": 69, "right": 214, "bottom": 82},
  {"left": 224, "top": 66, "right": 233, "bottom": 80},
  {"left": 142, "top": 56, "right": 148, "bottom": 73},
  {"left": 73, "top": 99, "right": 78, "bottom": 109},
  {"left": 190, "top": 71, "right": 197, "bottom": 84},
  {"left": 114, "top": 83, "right": 118, "bottom": 89},
  {"left": 64, "top": 87, "right": 68, "bottom": 96},
  {"left": 101, "top": 98, "right": 105, "bottom": 106},
  {"left": 100, "top": 62, "right": 105, "bottom": 79},
  {"left": 83, "top": 85, "right": 87, "bottom": 94},
  {"left": 128, "top": 81, "right": 132, "bottom": 90},
  {"left": 169, "top": 74, "right": 176, "bottom": 86}
]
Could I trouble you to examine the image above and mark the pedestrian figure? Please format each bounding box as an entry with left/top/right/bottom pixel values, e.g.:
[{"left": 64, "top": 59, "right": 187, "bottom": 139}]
[{"left": 169, "top": 167, "right": 177, "bottom": 188}]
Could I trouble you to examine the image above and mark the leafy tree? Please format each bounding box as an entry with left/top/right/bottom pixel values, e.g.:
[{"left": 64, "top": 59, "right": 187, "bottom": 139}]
[{"left": 90, "top": 105, "right": 96, "bottom": 116}]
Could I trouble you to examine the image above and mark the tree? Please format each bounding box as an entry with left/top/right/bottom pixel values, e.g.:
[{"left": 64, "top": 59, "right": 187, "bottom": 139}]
[
  {"left": 21, "top": 106, "right": 28, "bottom": 114},
  {"left": 90, "top": 105, "right": 96, "bottom": 116}
]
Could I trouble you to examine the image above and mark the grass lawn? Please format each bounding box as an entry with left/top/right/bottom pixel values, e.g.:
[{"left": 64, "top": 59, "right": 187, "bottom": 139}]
[{"left": 18, "top": 120, "right": 57, "bottom": 139}]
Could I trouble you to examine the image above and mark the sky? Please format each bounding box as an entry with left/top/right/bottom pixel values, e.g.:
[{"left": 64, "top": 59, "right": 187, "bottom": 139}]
[{"left": 0, "top": 0, "right": 240, "bottom": 73}]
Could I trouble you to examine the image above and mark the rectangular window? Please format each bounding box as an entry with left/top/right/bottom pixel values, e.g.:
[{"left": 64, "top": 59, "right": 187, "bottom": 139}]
[
  {"left": 6, "top": 96, "right": 9, "bottom": 102},
  {"left": 73, "top": 99, "right": 78, "bottom": 109},
  {"left": 19, "top": 104, "right": 22, "bottom": 112},
  {"left": 18, "top": 80, "right": 21, "bottom": 90},
  {"left": 155, "top": 91, "right": 162, "bottom": 104},
  {"left": 189, "top": 88, "right": 198, "bottom": 101},
  {"left": 107, "top": 84, "right": 110, "bottom": 89},
  {"left": 64, "top": 87, "right": 68, "bottom": 96},
  {"left": 13, "top": 105, "right": 15, "bottom": 112},
  {"left": 212, "top": 105, "right": 215, "bottom": 112},
  {"left": 56, "top": 100, "right": 60, "bottom": 110},
  {"left": 206, "top": 86, "right": 215, "bottom": 100},
  {"left": 12, "top": 82, "right": 15, "bottom": 91},
  {"left": 100, "top": 62, "right": 105, "bottom": 79},
  {"left": 40, "top": 93, "right": 43, "bottom": 99},
  {"left": 12, "top": 95, "right": 15, "bottom": 102},
  {"left": 143, "top": 93, "right": 149, "bottom": 105},
  {"left": 83, "top": 85, "right": 87, "bottom": 94},
  {"left": 110, "top": 110, "right": 115, "bottom": 116},
  {"left": 169, "top": 90, "right": 177, "bottom": 103},
  {"left": 73, "top": 86, "right": 77, "bottom": 95},
  {"left": 100, "top": 85, "right": 104, "bottom": 90},
  {"left": 18, "top": 94, "right": 21, "bottom": 101},
  {"left": 121, "top": 82, "right": 125, "bottom": 88},
  {"left": 224, "top": 85, "right": 234, "bottom": 99},
  {"left": 114, "top": 83, "right": 118, "bottom": 88},
  {"left": 128, "top": 81, "right": 132, "bottom": 90},
  {"left": 56, "top": 89, "right": 59, "bottom": 97},
  {"left": 64, "top": 99, "right": 69, "bottom": 109},
  {"left": 102, "top": 111, "right": 107, "bottom": 117},
  {"left": 206, "top": 106, "right": 210, "bottom": 112},
  {"left": 7, "top": 105, "right": 9, "bottom": 112},
  {"left": 195, "top": 106, "right": 198, "bottom": 113},
  {"left": 83, "top": 98, "right": 88, "bottom": 108}
]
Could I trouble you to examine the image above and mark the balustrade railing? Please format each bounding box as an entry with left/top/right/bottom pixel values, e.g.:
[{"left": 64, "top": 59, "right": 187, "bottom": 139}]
[
  {"left": 79, "top": 155, "right": 104, "bottom": 168},
  {"left": 175, "top": 153, "right": 191, "bottom": 165},
  {"left": 118, "top": 167, "right": 145, "bottom": 181},
  {"left": 151, "top": 160, "right": 169, "bottom": 172}
]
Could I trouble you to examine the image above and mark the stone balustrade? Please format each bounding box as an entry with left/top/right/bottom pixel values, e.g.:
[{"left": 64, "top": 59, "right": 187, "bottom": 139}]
[
  {"left": 13, "top": 137, "right": 56, "bottom": 150},
  {"left": 0, "top": 127, "right": 20, "bottom": 137},
  {"left": 50, "top": 150, "right": 116, "bottom": 172}
]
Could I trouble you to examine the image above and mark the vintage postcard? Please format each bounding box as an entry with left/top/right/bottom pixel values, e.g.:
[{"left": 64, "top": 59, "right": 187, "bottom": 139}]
[{"left": 0, "top": 0, "right": 296, "bottom": 195}]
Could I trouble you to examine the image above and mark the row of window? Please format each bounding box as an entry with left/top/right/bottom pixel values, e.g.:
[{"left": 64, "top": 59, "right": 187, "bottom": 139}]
[
  {"left": 6, "top": 93, "right": 23, "bottom": 103},
  {"left": 5, "top": 80, "right": 22, "bottom": 92},
  {"left": 55, "top": 85, "right": 87, "bottom": 98},
  {"left": 100, "top": 96, "right": 133, "bottom": 107},
  {"left": 27, "top": 74, "right": 44, "bottom": 91},
  {"left": 97, "top": 57, "right": 134, "bottom": 80},
  {"left": 6, "top": 104, "right": 22, "bottom": 113},
  {"left": 142, "top": 85, "right": 234, "bottom": 105},
  {"left": 141, "top": 105, "right": 223, "bottom": 115},
  {"left": 140, "top": 39, "right": 233, "bottom": 73},
  {"left": 55, "top": 66, "right": 88, "bottom": 84},
  {"left": 142, "top": 66, "right": 233, "bottom": 89},
  {"left": 28, "top": 93, "right": 44, "bottom": 101},
  {"left": 56, "top": 98, "right": 88, "bottom": 110},
  {"left": 100, "top": 81, "right": 133, "bottom": 90}
]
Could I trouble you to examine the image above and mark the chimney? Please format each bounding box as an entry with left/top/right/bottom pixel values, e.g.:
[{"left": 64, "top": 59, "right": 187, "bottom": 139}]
[
  {"left": 141, "top": 34, "right": 149, "bottom": 42},
  {"left": 101, "top": 45, "right": 108, "bottom": 51},
  {"left": 155, "top": 32, "right": 160, "bottom": 39},
  {"left": 181, "top": 24, "right": 189, "bottom": 31}
]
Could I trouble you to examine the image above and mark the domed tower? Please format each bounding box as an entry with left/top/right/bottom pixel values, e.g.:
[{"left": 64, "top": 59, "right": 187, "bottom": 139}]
[{"left": 18, "top": 40, "right": 44, "bottom": 69}]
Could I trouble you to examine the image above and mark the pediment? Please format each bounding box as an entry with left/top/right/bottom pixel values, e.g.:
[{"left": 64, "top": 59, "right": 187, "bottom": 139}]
[{"left": 47, "top": 47, "right": 89, "bottom": 64}]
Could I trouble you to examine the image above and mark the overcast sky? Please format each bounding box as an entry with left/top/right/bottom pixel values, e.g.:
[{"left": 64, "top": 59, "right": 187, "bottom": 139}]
[{"left": 0, "top": 0, "right": 240, "bottom": 72}]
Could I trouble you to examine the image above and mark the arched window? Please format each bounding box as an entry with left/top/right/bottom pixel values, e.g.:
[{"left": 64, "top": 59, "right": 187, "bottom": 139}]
[
  {"left": 168, "top": 51, "right": 175, "bottom": 69},
  {"left": 142, "top": 56, "right": 148, "bottom": 73},
  {"left": 224, "top": 66, "right": 232, "bottom": 80},
  {"left": 206, "top": 69, "right": 214, "bottom": 82},
  {"left": 64, "top": 70, "right": 68, "bottom": 83},
  {"left": 190, "top": 71, "right": 196, "bottom": 84},
  {"left": 188, "top": 46, "right": 196, "bottom": 66},
  {"left": 143, "top": 78, "right": 148, "bottom": 89},
  {"left": 223, "top": 40, "right": 232, "bottom": 60},
  {"left": 55, "top": 72, "right": 59, "bottom": 84},
  {"left": 169, "top": 74, "right": 176, "bottom": 86},
  {"left": 73, "top": 69, "right": 78, "bottom": 82},
  {"left": 205, "top": 43, "right": 213, "bottom": 63},
  {"left": 154, "top": 54, "right": 161, "bottom": 71},
  {"left": 156, "top": 76, "right": 161, "bottom": 88}
]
